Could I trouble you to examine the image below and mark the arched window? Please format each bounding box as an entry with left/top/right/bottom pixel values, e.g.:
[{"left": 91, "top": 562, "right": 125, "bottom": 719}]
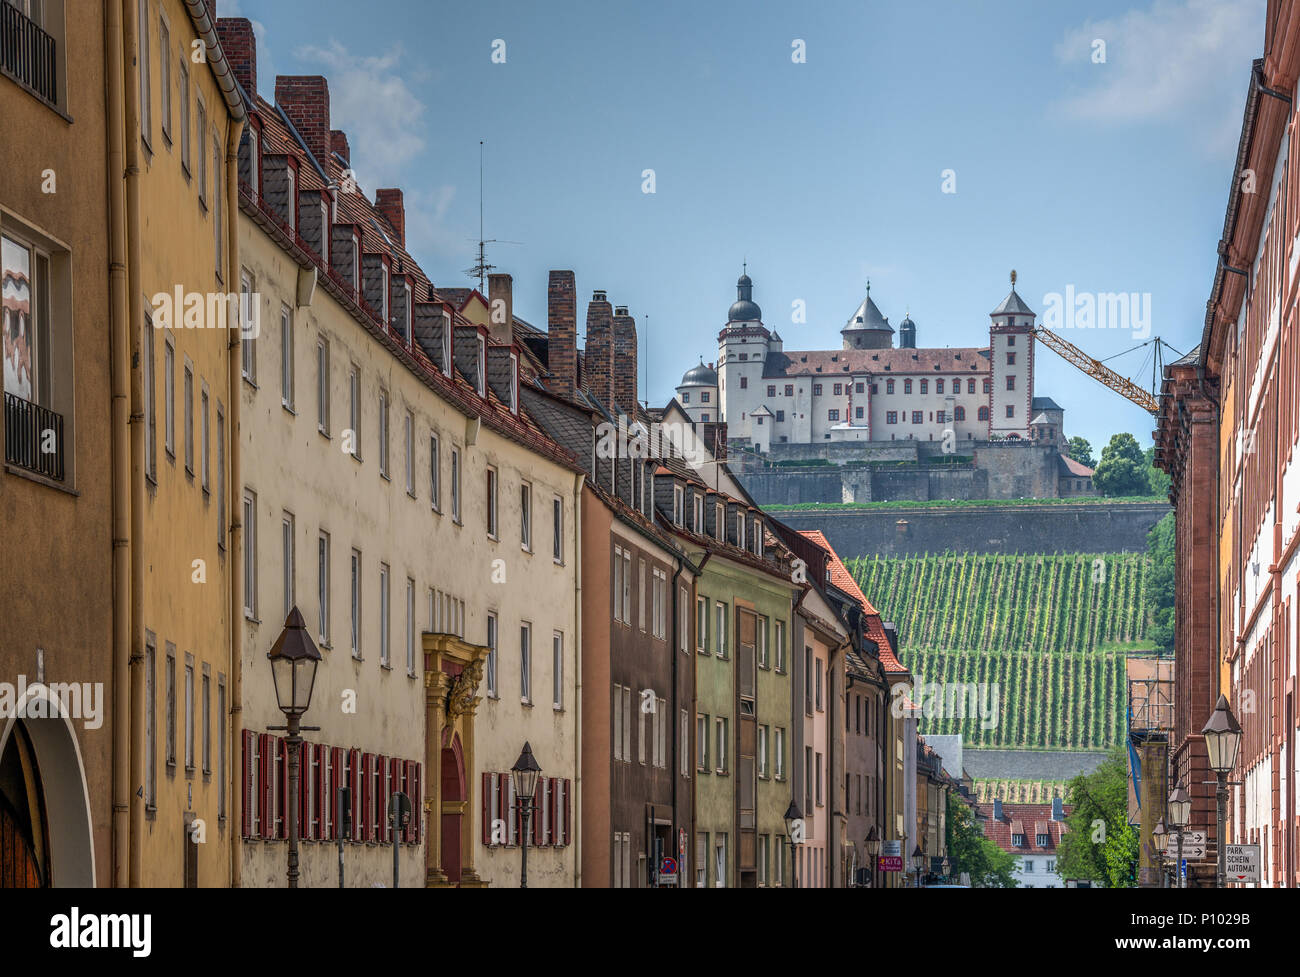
[
  {"left": 954, "top": 406, "right": 965, "bottom": 421},
  {"left": 978, "top": 406, "right": 990, "bottom": 421}
]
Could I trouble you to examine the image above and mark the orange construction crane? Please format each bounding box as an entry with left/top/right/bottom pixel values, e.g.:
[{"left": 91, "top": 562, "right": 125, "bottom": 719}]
[{"left": 1033, "top": 326, "right": 1162, "bottom": 415}]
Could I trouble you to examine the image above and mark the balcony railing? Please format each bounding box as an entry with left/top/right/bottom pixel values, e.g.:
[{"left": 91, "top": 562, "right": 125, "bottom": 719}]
[
  {"left": 1, "top": 1, "right": 57, "bottom": 104},
  {"left": 4, "top": 391, "right": 64, "bottom": 481}
]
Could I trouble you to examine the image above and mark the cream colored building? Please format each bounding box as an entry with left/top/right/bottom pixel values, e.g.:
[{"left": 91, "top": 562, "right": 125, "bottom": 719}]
[{"left": 220, "top": 19, "right": 581, "bottom": 887}]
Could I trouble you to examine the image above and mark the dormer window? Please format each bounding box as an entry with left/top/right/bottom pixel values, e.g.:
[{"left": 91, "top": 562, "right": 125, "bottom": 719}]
[
  {"left": 319, "top": 200, "right": 330, "bottom": 264},
  {"left": 286, "top": 166, "right": 297, "bottom": 230},
  {"left": 1012, "top": 833, "right": 1026, "bottom": 847},
  {"left": 673, "top": 485, "right": 684, "bottom": 527},
  {"left": 476, "top": 334, "right": 486, "bottom": 396},
  {"left": 380, "top": 263, "right": 390, "bottom": 324},
  {"left": 715, "top": 503, "right": 725, "bottom": 540},
  {"left": 736, "top": 513, "right": 745, "bottom": 550},
  {"left": 509, "top": 351, "right": 520, "bottom": 414},
  {"left": 693, "top": 495, "right": 703, "bottom": 534},
  {"left": 404, "top": 282, "right": 413, "bottom": 344},
  {"left": 441, "top": 315, "right": 452, "bottom": 378},
  {"left": 1036, "top": 833, "right": 1049, "bottom": 847},
  {"left": 248, "top": 127, "right": 260, "bottom": 203},
  {"left": 754, "top": 522, "right": 763, "bottom": 557}
]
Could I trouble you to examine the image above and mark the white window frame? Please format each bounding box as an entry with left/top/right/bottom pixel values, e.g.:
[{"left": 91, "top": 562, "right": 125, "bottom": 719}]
[
  {"left": 317, "top": 530, "right": 330, "bottom": 645},
  {"left": 552, "top": 632, "right": 563, "bottom": 710},
  {"left": 486, "top": 467, "right": 498, "bottom": 538},
  {"left": 450, "top": 447, "right": 461, "bottom": 522},
  {"left": 280, "top": 305, "right": 294, "bottom": 410},
  {"left": 552, "top": 496, "right": 563, "bottom": 563},
  {"left": 520, "top": 481, "right": 532, "bottom": 551},
  {"left": 406, "top": 577, "right": 416, "bottom": 677},
  {"left": 163, "top": 335, "right": 175, "bottom": 457},
  {"left": 378, "top": 389, "right": 390, "bottom": 479},
  {"left": 429, "top": 433, "right": 441, "bottom": 511},
  {"left": 350, "top": 548, "right": 362, "bottom": 659},
  {"left": 348, "top": 365, "right": 361, "bottom": 458},
  {"left": 520, "top": 622, "right": 532, "bottom": 704},
  {"left": 316, "top": 337, "right": 330, "bottom": 434},
  {"left": 485, "top": 612, "right": 498, "bottom": 697},
  {"left": 281, "top": 511, "right": 295, "bottom": 618},
  {"left": 242, "top": 491, "right": 257, "bottom": 619},
  {"left": 379, "top": 563, "right": 391, "bottom": 665},
  {"left": 404, "top": 410, "right": 415, "bottom": 497}
]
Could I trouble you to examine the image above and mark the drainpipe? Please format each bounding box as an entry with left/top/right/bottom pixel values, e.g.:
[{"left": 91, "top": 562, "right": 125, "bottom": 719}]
[
  {"left": 572, "top": 472, "right": 584, "bottom": 886},
  {"left": 670, "top": 554, "right": 687, "bottom": 883},
  {"left": 226, "top": 112, "right": 245, "bottom": 888},
  {"left": 122, "top": 0, "right": 146, "bottom": 889},
  {"left": 106, "top": 0, "right": 131, "bottom": 891}
]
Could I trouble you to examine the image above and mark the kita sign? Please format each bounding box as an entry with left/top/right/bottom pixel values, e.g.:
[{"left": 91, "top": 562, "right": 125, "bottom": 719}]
[{"left": 878, "top": 855, "right": 903, "bottom": 872}]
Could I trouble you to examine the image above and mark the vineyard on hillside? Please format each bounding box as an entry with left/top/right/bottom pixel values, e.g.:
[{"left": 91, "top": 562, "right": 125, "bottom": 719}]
[
  {"left": 974, "top": 779, "right": 1067, "bottom": 804},
  {"left": 848, "top": 552, "right": 1152, "bottom": 751}
]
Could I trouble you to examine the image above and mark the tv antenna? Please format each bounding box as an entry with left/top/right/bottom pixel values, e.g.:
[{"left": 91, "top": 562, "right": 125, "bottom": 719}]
[{"left": 464, "top": 140, "right": 520, "bottom": 292}]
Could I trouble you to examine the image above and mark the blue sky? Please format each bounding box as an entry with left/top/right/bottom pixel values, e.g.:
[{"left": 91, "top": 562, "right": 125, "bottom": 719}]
[{"left": 227, "top": 0, "right": 1263, "bottom": 451}]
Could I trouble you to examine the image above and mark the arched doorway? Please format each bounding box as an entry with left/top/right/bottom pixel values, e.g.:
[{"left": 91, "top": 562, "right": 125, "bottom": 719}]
[
  {"left": 0, "top": 685, "right": 96, "bottom": 888},
  {"left": 440, "top": 733, "right": 465, "bottom": 883}
]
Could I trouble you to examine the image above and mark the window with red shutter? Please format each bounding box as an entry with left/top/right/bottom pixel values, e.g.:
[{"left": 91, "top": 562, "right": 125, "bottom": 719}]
[
  {"left": 506, "top": 773, "right": 518, "bottom": 846},
  {"left": 548, "top": 778, "right": 558, "bottom": 847},
  {"left": 563, "top": 778, "right": 571, "bottom": 846},
  {"left": 278, "top": 738, "right": 289, "bottom": 840},
  {"left": 330, "top": 747, "right": 344, "bottom": 840},
  {"left": 481, "top": 772, "right": 493, "bottom": 845},
  {"left": 389, "top": 756, "right": 402, "bottom": 841},
  {"left": 241, "top": 729, "right": 255, "bottom": 839},
  {"left": 350, "top": 748, "right": 363, "bottom": 842},
  {"left": 317, "top": 744, "right": 329, "bottom": 840},
  {"left": 532, "top": 781, "right": 543, "bottom": 846},
  {"left": 411, "top": 762, "right": 422, "bottom": 844},
  {"left": 259, "top": 732, "right": 275, "bottom": 841},
  {"left": 361, "top": 753, "right": 373, "bottom": 842}
]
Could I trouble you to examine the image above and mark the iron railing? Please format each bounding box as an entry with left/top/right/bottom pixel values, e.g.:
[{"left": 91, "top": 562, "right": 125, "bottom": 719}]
[
  {"left": 1, "top": 2, "right": 57, "bottom": 104},
  {"left": 4, "top": 391, "right": 64, "bottom": 481}
]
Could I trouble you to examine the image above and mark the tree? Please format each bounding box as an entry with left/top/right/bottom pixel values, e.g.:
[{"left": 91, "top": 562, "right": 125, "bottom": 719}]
[
  {"left": 946, "top": 794, "right": 1019, "bottom": 887},
  {"left": 1144, "top": 445, "right": 1171, "bottom": 497},
  {"left": 1056, "top": 746, "right": 1139, "bottom": 887},
  {"left": 1094, "top": 433, "right": 1150, "bottom": 496},
  {"left": 1143, "top": 511, "right": 1174, "bottom": 652},
  {"left": 1067, "top": 436, "right": 1096, "bottom": 469}
]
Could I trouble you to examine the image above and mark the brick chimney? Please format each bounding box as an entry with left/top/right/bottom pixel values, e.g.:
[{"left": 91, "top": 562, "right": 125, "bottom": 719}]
[
  {"left": 275, "top": 75, "right": 330, "bottom": 163},
  {"left": 330, "top": 130, "right": 350, "bottom": 165},
  {"left": 215, "top": 18, "right": 255, "bottom": 97},
  {"left": 585, "top": 292, "right": 615, "bottom": 409},
  {"left": 375, "top": 188, "right": 405, "bottom": 247},
  {"left": 488, "top": 273, "right": 513, "bottom": 346},
  {"left": 612, "top": 305, "right": 638, "bottom": 413},
  {"left": 547, "top": 271, "right": 577, "bottom": 396}
]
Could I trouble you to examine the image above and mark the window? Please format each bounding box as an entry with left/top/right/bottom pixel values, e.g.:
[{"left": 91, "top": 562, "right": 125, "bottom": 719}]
[
  {"left": 736, "top": 514, "right": 745, "bottom": 551},
  {"left": 911, "top": 411, "right": 923, "bottom": 424},
  {"left": 378, "top": 389, "right": 390, "bottom": 478},
  {"left": 767, "top": 385, "right": 775, "bottom": 396},
  {"left": 179, "top": 60, "right": 190, "bottom": 171},
  {"left": 886, "top": 379, "right": 894, "bottom": 395},
  {"left": 1007, "top": 334, "right": 1016, "bottom": 346},
  {"left": 317, "top": 531, "right": 330, "bottom": 644},
  {"left": 1005, "top": 404, "right": 1015, "bottom": 418},
  {"left": 968, "top": 378, "right": 976, "bottom": 394},
  {"left": 450, "top": 448, "right": 461, "bottom": 522},
  {"left": 919, "top": 380, "right": 928, "bottom": 394},
  {"left": 904, "top": 380, "right": 912, "bottom": 394},
  {"left": 552, "top": 633, "right": 563, "bottom": 709},
  {"left": 855, "top": 406, "right": 864, "bottom": 419},
  {"left": 815, "top": 657, "right": 824, "bottom": 711},
  {"left": 485, "top": 612, "right": 498, "bottom": 697},
  {"left": 886, "top": 411, "right": 897, "bottom": 424},
  {"left": 196, "top": 97, "right": 207, "bottom": 205},
  {"left": 1023, "top": 859, "right": 1034, "bottom": 872},
  {"left": 757, "top": 617, "right": 768, "bottom": 669},
  {"left": 216, "top": 405, "right": 225, "bottom": 547},
  {"left": 183, "top": 362, "right": 194, "bottom": 474},
  {"left": 652, "top": 568, "right": 668, "bottom": 640},
  {"left": 681, "top": 392, "right": 689, "bottom": 403},
  {"left": 1006, "top": 351, "right": 1016, "bottom": 365},
  {"left": 739, "top": 377, "right": 747, "bottom": 389},
  {"left": 378, "top": 563, "right": 390, "bottom": 666},
  {"left": 404, "top": 411, "right": 414, "bottom": 496},
  {"left": 242, "top": 491, "right": 257, "bottom": 618},
  {"left": 784, "top": 384, "right": 794, "bottom": 396},
  {"left": 775, "top": 620, "right": 786, "bottom": 672},
  {"left": 281, "top": 512, "right": 295, "bottom": 618},
  {"left": 804, "top": 648, "right": 813, "bottom": 715},
  {"left": 954, "top": 405, "right": 965, "bottom": 421},
  {"left": 144, "top": 635, "right": 156, "bottom": 808},
  {"left": 429, "top": 434, "right": 441, "bottom": 511},
  {"left": 715, "top": 602, "right": 728, "bottom": 658},
  {"left": 164, "top": 336, "right": 175, "bottom": 457},
  {"left": 200, "top": 384, "right": 210, "bottom": 492},
  {"left": 714, "top": 834, "right": 728, "bottom": 888},
  {"left": 1036, "top": 832, "right": 1049, "bottom": 847},
  {"left": 217, "top": 675, "right": 226, "bottom": 816},
  {"left": 654, "top": 696, "right": 667, "bottom": 768},
  {"left": 696, "top": 714, "right": 708, "bottom": 771},
  {"left": 715, "top": 717, "right": 728, "bottom": 774},
  {"left": 214, "top": 133, "right": 224, "bottom": 274},
  {"left": 520, "top": 623, "right": 532, "bottom": 703},
  {"left": 983, "top": 378, "right": 992, "bottom": 394},
  {"left": 240, "top": 272, "right": 255, "bottom": 382},
  {"left": 279, "top": 306, "right": 294, "bottom": 408},
  {"left": 1012, "top": 832, "right": 1026, "bottom": 847},
  {"left": 1006, "top": 374, "right": 1015, "bottom": 391},
  {"left": 406, "top": 578, "right": 416, "bottom": 676},
  {"left": 638, "top": 692, "right": 648, "bottom": 765},
  {"left": 700, "top": 391, "right": 709, "bottom": 403},
  {"left": 184, "top": 654, "right": 194, "bottom": 771},
  {"left": 165, "top": 644, "right": 176, "bottom": 768},
  {"left": 827, "top": 409, "right": 839, "bottom": 421},
  {"left": 696, "top": 832, "right": 708, "bottom": 887},
  {"left": 611, "top": 546, "right": 631, "bottom": 625},
  {"left": 350, "top": 549, "right": 362, "bottom": 658},
  {"left": 758, "top": 725, "right": 769, "bottom": 778},
  {"left": 348, "top": 365, "right": 360, "bottom": 457},
  {"left": 520, "top": 482, "right": 532, "bottom": 550},
  {"left": 978, "top": 406, "right": 990, "bottom": 421},
  {"left": 672, "top": 484, "right": 684, "bottom": 526},
  {"left": 696, "top": 596, "right": 707, "bottom": 652},
  {"left": 693, "top": 494, "right": 704, "bottom": 534},
  {"left": 936, "top": 379, "right": 944, "bottom": 394},
  {"left": 613, "top": 685, "right": 630, "bottom": 762},
  {"left": 774, "top": 727, "right": 785, "bottom": 779},
  {"left": 316, "top": 339, "right": 330, "bottom": 433},
  {"left": 552, "top": 496, "right": 563, "bottom": 562},
  {"left": 815, "top": 751, "right": 823, "bottom": 805},
  {"left": 138, "top": 0, "right": 152, "bottom": 144},
  {"left": 776, "top": 410, "right": 784, "bottom": 422}
]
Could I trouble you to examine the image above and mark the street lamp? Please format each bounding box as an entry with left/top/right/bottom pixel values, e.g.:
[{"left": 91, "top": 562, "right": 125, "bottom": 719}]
[
  {"left": 1168, "top": 786, "right": 1191, "bottom": 889},
  {"left": 1152, "top": 819, "right": 1168, "bottom": 889},
  {"left": 912, "top": 845, "right": 925, "bottom": 888},
  {"left": 783, "top": 800, "right": 803, "bottom": 889},
  {"left": 864, "top": 826, "right": 879, "bottom": 888},
  {"left": 511, "top": 742, "right": 541, "bottom": 888},
  {"left": 1202, "top": 694, "right": 1242, "bottom": 889},
  {"left": 267, "top": 607, "right": 321, "bottom": 889}
]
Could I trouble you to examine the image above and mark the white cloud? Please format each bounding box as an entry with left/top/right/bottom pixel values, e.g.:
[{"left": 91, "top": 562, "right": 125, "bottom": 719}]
[
  {"left": 1054, "top": 0, "right": 1263, "bottom": 149},
  {"left": 293, "top": 40, "right": 425, "bottom": 187},
  {"left": 401, "top": 185, "right": 467, "bottom": 262}
]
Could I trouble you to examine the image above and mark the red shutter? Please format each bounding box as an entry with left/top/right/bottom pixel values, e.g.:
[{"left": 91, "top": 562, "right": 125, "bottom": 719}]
[
  {"left": 316, "top": 744, "right": 328, "bottom": 840},
  {"left": 410, "top": 762, "right": 422, "bottom": 843},
  {"left": 298, "top": 743, "right": 310, "bottom": 841},
  {"left": 532, "top": 781, "right": 543, "bottom": 845},
  {"left": 259, "top": 733, "right": 274, "bottom": 841},
  {"left": 278, "top": 738, "right": 289, "bottom": 840},
  {"left": 361, "top": 753, "right": 373, "bottom": 842},
  {"left": 549, "top": 778, "right": 558, "bottom": 846},
  {"left": 481, "top": 772, "right": 492, "bottom": 845},
  {"left": 329, "top": 746, "right": 344, "bottom": 840},
  {"left": 350, "top": 748, "right": 363, "bottom": 842},
  {"left": 389, "top": 757, "right": 402, "bottom": 842},
  {"left": 241, "top": 730, "right": 255, "bottom": 838},
  {"left": 563, "top": 778, "right": 571, "bottom": 847}
]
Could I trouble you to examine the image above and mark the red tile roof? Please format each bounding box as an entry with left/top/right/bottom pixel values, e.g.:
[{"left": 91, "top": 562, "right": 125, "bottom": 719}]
[
  {"left": 766, "top": 347, "right": 990, "bottom": 379},
  {"left": 1059, "top": 455, "right": 1095, "bottom": 477},
  {"left": 975, "top": 802, "right": 1071, "bottom": 856}
]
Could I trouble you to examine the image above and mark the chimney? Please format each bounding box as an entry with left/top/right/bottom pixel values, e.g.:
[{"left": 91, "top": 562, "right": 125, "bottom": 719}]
[
  {"left": 1051, "top": 796, "right": 1064, "bottom": 821},
  {"left": 993, "top": 798, "right": 1004, "bottom": 822},
  {"left": 487, "top": 273, "right": 513, "bottom": 346},
  {"left": 275, "top": 75, "right": 331, "bottom": 164},
  {"left": 547, "top": 271, "right": 577, "bottom": 396},
  {"left": 585, "top": 291, "right": 614, "bottom": 408},
  {"left": 330, "top": 130, "right": 350, "bottom": 165},
  {"left": 375, "top": 188, "right": 405, "bottom": 247},
  {"left": 612, "top": 305, "right": 637, "bottom": 413},
  {"left": 215, "top": 18, "right": 256, "bottom": 97}
]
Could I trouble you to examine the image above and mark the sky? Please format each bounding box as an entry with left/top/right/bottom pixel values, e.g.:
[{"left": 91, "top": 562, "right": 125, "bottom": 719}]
[{"left": 225, "top": 0, "right": 1264, "bottom": 451}]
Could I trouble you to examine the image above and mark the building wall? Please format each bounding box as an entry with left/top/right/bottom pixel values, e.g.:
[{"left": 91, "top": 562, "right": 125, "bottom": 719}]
[
  {"left": 0, "top": 0, "right": 112, "bottom": 888},
  {"left": 579, "top": 489, "right": 614, "bottom": 886},
  {"left": 134, "top": 0, "right": 241, "bottom": 887},
  {"left": 844, "top": 671, "right": 887, "bottom": 885}
]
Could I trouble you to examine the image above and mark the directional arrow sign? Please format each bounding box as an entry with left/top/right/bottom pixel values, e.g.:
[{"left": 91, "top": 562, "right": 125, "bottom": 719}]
[
  {"left": 1176, "top": 831, "right": 1207, "bottom": 847},
  {"left": 1178, "top": 845, "right": 1207, "bottom": 860}
]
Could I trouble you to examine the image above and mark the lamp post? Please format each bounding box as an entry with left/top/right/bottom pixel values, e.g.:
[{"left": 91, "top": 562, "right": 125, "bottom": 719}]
[
  {"left": 1201, "top": 694, "right": 1243, "bottom": 889},
  {"left": 1168, "top": 786, "right": 1191, "bottom": 890},
  {"left": 511, "top": 742, "right": 541, "bottom": 888},
  {"left": 865, "top": 825, "right": 879, "bottom": 889},
  {"left": 912, "top": 845, "right": 925, "bottom": 888},
  {"left": 267, "top": 607, "right": 321, "bottom": 889},
  {"left": 1152, "top": 819, "right": 1168, "bottom": 889},
  {"left": 783, "top": 800, "right": 803, "bottom": 889}
]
